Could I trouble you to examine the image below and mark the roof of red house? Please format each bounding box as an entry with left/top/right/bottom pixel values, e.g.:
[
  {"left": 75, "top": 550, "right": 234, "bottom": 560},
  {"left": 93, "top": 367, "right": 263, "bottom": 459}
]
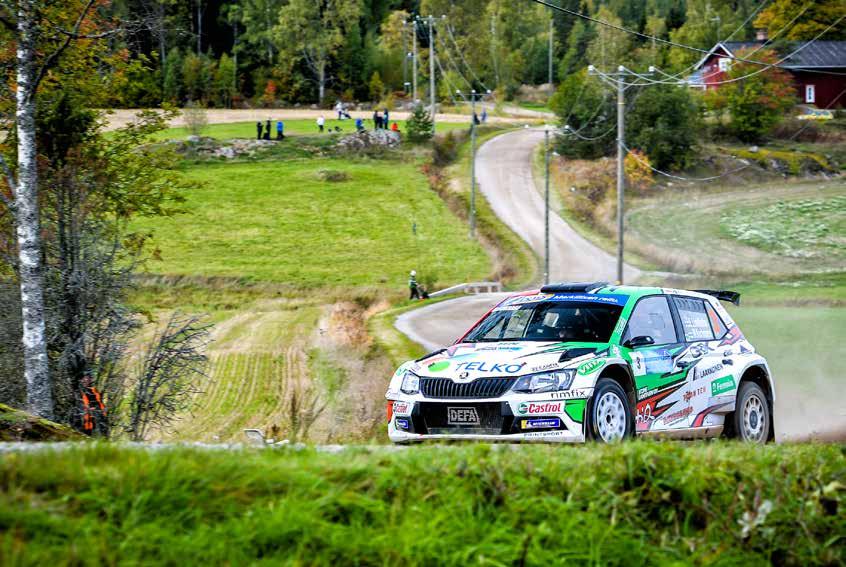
[{"left": 696, "top": 40, "right": 846, "bottom": 69}]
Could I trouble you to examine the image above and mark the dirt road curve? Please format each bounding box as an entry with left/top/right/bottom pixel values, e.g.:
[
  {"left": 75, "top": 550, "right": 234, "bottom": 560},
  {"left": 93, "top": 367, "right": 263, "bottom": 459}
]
[
  {"left": 102, "top": 108, "right": 536, "bottom": 131},
  {"left": 477, "top": 128, "right": 640, "bottom": 283}
]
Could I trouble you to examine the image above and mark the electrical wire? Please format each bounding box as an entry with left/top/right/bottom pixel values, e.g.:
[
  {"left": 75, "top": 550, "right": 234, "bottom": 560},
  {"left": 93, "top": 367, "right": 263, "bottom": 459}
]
[
  {"left": 529, "top": 0, "right": 846, "bottom": 77},
  {"left": 434, "top": 24, "right": 474, "bottom": 91},
  {"left": 444, "top": 20, "right": 492, "bottom": 92},
  {"left": 788, "top": 86, "right": 846, "bottom": 140},
  {"left": 620, "top": 141, "right": 751, "bottom": 181}
]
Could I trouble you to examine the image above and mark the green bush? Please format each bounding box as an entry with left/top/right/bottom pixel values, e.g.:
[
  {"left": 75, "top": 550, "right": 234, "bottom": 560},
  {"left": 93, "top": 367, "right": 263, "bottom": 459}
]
[
  {"left": 627, "top": 84, "right": 700, "bottom": 170},
  {"left": 550, "top": 69, "right": 615, "bottom": 159},
  {"left": 405, "top": 103, "right": 434, "bottom": 143}
]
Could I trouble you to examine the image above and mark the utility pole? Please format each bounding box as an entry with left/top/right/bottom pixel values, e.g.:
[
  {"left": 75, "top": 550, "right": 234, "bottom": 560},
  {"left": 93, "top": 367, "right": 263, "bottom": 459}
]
[
  {"left": 428, "top": 15, "right": 436, "bottom": 127},
  {"left": 544, "top": 124, "right": 551, "bottom": 285},
  {"left": 412, "top": 18, "right": 418, "bottom": 102},
  {"left": 403, "top": 20, "right": 408, "bottom": 95},
  {"left": 615, "top": 68, "right": 625, "bottom": 285},
  {"left": 458, "top": 89, "right": 491, "bottom": 239},
  {"left": 588, "top": 64, "right": 654, "bottom": 284}
]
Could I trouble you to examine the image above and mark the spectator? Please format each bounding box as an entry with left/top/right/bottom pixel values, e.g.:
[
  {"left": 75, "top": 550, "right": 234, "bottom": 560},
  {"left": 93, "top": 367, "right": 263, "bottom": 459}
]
[
  {"left": 335, "top": 100, "right": 344, "bottom": 120},
  {"left": 408, "top": 270, "right": 420, "bottom": 300},
  {"left": 374, "top": 110, "right": 382, "bottom": 130},
  {"left": 317, "top": 115, "right": 325, "bottom": 133},
  {"left": 473, "top": 112, "right": 481, "bottom": 126},
  {"left": 264, "top": 119, "right": 271, "bottom": 140},
  {"left": 276, "top": 120, "right": 284, "bottom": 140},
  {"left": 256, "top": 121, "right": 263, "bottom": 140},
  {"left": 481, "top": 108, "right": 488, "bottom": 123},
  {"left": 355, "top": 117, "right": 364, "bottom": 132},
  {"left": 391, "top": 122, "right": 399, "bottom": 132},
  {"left": 384, "top": 107, "right": 390, "bottom": 126}
]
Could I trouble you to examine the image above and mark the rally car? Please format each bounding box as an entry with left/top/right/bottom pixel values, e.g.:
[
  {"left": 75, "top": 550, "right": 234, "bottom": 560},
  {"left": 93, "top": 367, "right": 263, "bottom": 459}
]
[{"left": 386, "top": 282, "right": 774, "bottom": 444}]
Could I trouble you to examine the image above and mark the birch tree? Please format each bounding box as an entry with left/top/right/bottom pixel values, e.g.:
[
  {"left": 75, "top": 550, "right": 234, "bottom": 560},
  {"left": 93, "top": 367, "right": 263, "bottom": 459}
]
[
  {"left": 0, "top": 0, "right": 114, "bottom": 418},
  {"left": 275, "top": 0, "right": 362, "bottom": 104}
]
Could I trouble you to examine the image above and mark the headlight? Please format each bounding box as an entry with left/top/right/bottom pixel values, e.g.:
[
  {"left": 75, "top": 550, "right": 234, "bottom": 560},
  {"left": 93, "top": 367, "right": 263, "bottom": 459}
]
[
  {"left": 401, "top": 371, "right": 420, "bottom": 394},
  {"left": 512, "top": 369, "right": 575, "bottom": 393}
]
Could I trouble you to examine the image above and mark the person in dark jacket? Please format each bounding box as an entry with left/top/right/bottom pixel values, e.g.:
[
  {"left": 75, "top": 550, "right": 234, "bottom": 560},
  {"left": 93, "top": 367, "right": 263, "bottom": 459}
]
[
  {"left": 384, "top": 108, "right": 390, "bottom": 125},
  {"left": 374, "top": 110, "right": 382, "bottom": 130},
  {"left": 257, "top": 121, "right": 263, "bottom": 140},
  {"left": 264, "top": 119, "right": 271, "bottom": 140},
  {"left": 409, "top": 270, "right": 420, "bottom": 300}
]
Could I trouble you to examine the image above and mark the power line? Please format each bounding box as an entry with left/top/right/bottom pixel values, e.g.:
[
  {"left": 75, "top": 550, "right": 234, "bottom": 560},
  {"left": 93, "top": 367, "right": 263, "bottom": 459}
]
[
  {"left": 529, "top": 0, "right": 845, "bottom": 75},
  {"left": 620, "top": 141, "right": 751, "bottom": 181},
  {"left": 443, "top": 20, "right": 491, "bottom": 92}
]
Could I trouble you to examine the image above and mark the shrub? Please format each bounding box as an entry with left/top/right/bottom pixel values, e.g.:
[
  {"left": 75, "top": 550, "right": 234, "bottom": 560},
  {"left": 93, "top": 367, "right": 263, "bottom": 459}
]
[
  {"left": 703, "top": 48, "right": 796, "bottom": 143},
  {"left": 406, "top": 103, "right": 434, "bottom": 143},
  {"left": 550, "top": 70, "right": 615, "bottom": 159},
  {"left": 182, "top": 101, "right": 208, "bottom": 137},
  {"left": 627, "top": 85, "right": 700, "bottom": 170}
]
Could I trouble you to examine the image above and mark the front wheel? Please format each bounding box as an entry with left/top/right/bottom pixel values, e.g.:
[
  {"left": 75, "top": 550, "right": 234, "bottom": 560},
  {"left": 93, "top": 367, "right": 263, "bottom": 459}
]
[
  {"left": 730, "top": 382, "right": 771, "bottom": 444},
  {"left": 586, "top": 378, "right": 634, "bottom": 443}
]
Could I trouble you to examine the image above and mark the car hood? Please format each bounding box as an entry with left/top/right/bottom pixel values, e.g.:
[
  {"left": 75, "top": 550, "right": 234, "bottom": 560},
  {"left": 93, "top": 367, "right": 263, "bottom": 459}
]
[{"left": 412, "top": 341, "right": 608, "bottom": 380}]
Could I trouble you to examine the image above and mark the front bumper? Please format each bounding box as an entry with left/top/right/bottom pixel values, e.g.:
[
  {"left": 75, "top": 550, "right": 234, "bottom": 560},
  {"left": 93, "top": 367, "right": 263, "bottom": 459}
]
[{"left": 387, "top": 394, "right": 590, "bottom": 443}]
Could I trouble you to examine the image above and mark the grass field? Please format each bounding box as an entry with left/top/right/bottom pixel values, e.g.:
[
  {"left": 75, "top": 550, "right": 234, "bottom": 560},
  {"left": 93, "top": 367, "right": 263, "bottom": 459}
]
[
  {"left": 132, "top": 158, "right": 491, "bottom": 288},
  {"left": 154, "top": 119, "right": 468, "bottom": 141},
  {"left": 1, "top": 443, "right": 842, "bottom": 565}
]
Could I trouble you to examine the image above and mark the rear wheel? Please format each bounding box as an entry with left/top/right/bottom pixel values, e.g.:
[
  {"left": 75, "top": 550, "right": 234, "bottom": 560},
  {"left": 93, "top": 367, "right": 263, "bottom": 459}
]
[
  {"left": 587, "top": 378, "right": 633, "bottom": 443},
  {"left": 731, "top": 382, "right": 771, "bottom": 444}
]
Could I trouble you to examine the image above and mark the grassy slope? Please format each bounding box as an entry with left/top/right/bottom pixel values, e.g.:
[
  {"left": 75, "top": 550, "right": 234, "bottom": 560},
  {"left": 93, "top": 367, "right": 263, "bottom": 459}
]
[
  {"left": 132, "top": 159, "right": 490, "bottom": 288},
  {"left": 1, "top": 443, "right": 842, "bottom": 565},
  {"left": 129, "top": 151, "right": 494, "bottom": 442},
  {"left": 154, "top": 119, "right": 467, "bottom": 140}
]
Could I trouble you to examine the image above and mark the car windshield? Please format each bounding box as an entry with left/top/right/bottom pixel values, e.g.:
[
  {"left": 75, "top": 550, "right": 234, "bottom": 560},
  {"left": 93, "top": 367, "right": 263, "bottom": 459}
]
[{"left": 464, "top": 301, "right": 623, "bottom": 343}]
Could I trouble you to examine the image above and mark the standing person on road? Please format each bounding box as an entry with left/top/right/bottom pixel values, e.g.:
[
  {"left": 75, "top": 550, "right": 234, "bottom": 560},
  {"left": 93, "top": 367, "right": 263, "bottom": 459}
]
[
  {"left": 409, "top": 270, "right": 421, "bottom": 300},
  {"left": 317, "top": 115, "right": 325, "bottom": 133},
  {"left": 276, "top": 120, "right": 284, "bottom": 140},
  {"left": 256, "top": 121, "right": 263, "bottom": 140}
]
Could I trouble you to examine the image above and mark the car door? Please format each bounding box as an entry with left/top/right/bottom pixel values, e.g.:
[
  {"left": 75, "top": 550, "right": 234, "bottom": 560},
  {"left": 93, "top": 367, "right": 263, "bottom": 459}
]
[
  {"left": 620, "top": 295, "right": 690, "bottom": 432},
  {"left": 671, "top": 295, "right": 737, "bottom": 429}
]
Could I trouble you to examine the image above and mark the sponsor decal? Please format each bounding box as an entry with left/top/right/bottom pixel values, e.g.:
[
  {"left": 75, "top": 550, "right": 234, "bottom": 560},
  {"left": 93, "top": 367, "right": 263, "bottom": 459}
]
[
  {"left": 550, "top": 389, "right": 587, "bottom": 400},
  {"left": 507, "top": 293, "right": 553, "bottom": 305},
  {"left": 613, "top": 316, "right": 628, "bottom": 337},
  {"left": 636, "top": 402, "right": 656, "bottom": 427},
  {"left": 454, "top": 361, "right": 527, "bottom": 374},
  {"left": 493, "top": 305, "right": 520, "bottom": 312},
  {"left": 395, "top": 418, "right": 410, "bottom": 430},
  {"left": 393, "top": 401, "right": 412, "bottom": 416},
  {"left": 697, "top": 363, "right": 723, "bottom": 380},
  {"left": 521, "top": 418, "right": 561, "bottom": 430},
  {"left": 524, "top": 430, "right": 568, "bottom": 438},
  {"left": 577, "top": 359, "right": 605, "bottom": 376},
  {"left": 427, "top": 361, "right": 450, "bottom": 372},
  {"left": 447, "top": 407, "right": 480, "bottom": 425},
  {"left": 711, "top": 375, "right": 736, "bottom": 396},
  {"left": 517, "top": 401, "right": 562, "bottom": 415},
  {"left": 529, "top": 362, "right": 560, "bottom": 373},
  {"left": 610, "top": 345, "right": 621, "bottom": 357},
  {"left": 663, "top": 406, "right": 693, "bottom": 426},
  {"left": 683, "top": 386, "right": 706, "bottom": 403},
  {"left": 548, "top": 293, "right": 629, "bottom": 305}
]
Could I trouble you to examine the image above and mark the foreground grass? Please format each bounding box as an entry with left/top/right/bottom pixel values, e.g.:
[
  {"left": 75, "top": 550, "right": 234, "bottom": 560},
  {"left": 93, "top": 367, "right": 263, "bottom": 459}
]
[
  {"left": 0, "top": 443, "right": 842, "bottom": 565},
  {"left": 132, "top": 158, "right": 491, "bottom": 288}
]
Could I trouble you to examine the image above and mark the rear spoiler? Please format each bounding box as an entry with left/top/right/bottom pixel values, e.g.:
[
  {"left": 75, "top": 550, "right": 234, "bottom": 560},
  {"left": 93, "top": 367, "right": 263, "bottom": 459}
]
[{"left": 692, "top": 289, "right": 741, "bottom": 306}]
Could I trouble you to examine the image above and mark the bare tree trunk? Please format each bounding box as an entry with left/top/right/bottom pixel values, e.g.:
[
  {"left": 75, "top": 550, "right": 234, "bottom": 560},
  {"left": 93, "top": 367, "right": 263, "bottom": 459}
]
[
  {"left": 318, "top": 62, "right": 325, "bottom": 105},
  {"left": 16, "top": 0, "right": 53, "bottom": 419},
  {"left": 195, "top": 0, "right": 202, "bottom": 54}
]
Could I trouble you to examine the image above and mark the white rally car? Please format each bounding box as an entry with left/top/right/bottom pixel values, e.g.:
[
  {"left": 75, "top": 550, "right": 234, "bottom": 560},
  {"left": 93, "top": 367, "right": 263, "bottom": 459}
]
[{"left": 386, "top": 283, "right": 775, "bottom": 443}]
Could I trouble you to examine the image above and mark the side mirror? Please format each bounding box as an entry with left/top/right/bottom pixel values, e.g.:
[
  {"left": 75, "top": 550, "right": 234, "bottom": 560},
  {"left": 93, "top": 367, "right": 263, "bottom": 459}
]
[{"left": 624, "top": 335, "right": 655, "bottom": 349}]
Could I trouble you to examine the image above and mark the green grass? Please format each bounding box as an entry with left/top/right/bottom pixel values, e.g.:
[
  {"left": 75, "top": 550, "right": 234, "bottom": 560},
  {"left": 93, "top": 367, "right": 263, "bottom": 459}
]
[
  {"left": 516, "top": 101, "right": 552, "bottom": 113},
  {"left": 1, "top": 443, "right": 842, "bottom": 565},
  {"left": 721, "top": 195, "right": 845, "bottom": 261},
  {"left": 131, "top": 158, "right": 491, "bottom": 289},
  {"left": 155, "top": 119, "right": 468, "bottom": 141}
]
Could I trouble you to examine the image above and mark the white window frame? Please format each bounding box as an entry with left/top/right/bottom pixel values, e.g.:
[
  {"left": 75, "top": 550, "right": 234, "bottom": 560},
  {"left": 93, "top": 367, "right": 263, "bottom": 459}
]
[
  {"left": 805, "top": 84, "right": 816, "bottom": 103},
  {"left": 718, "top": 57, "right": 731, "bottom": 72}
]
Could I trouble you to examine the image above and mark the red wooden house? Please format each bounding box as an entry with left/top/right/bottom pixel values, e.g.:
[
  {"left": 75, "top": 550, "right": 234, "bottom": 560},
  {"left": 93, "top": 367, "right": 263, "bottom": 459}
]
[{"left": 690, "top": 37, "right": 846, "bottom": 109}]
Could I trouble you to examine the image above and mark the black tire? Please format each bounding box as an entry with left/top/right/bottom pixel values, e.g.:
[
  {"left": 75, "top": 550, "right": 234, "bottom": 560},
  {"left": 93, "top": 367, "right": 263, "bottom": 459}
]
[
  {"left": 729, "top": 382, "right": 771, "bottom": 444},
  {"left": 586, "top": 378, "right": 634, "bottom": 442}
]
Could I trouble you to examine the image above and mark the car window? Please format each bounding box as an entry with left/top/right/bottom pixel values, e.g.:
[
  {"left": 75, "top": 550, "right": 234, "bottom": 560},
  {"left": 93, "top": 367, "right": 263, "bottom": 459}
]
[
  {"left": 465, "top": 301, "right": 622, "bottom": 343},
  {"left": 673, "top": 297, "right": 715, "bottom": 342},
  {"left": 623, "top": 296, "right": 677, "bottom": 346},
  {"left": 705, "top": 302, "right": 728, "bottom": 338}
]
